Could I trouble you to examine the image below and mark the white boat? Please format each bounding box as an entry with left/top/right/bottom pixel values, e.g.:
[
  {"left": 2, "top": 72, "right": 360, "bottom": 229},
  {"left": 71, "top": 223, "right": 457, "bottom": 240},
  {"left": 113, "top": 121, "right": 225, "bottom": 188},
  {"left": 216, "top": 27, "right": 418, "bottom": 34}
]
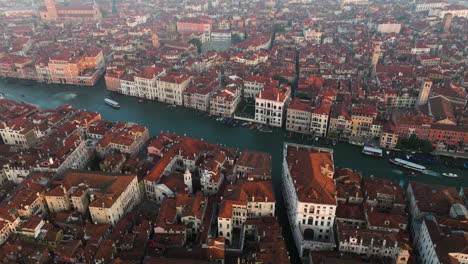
[
  {"left": 442, "top": 173, "right": 459, "bottom": 178},
  {"left": 349, "top": 141, "right": 364, "bottom": 147},
  {"left": 258, "top": 126, "right": 273, "bottom": 133},
  {"left": 362, "top": 146, "right": 383, "bottom": 157},
  {"left": 104, "top": 98, "right": 120, "bottom": 108},
  {"left": 389, "top": 158, "right": 426, "bottom": 172}
]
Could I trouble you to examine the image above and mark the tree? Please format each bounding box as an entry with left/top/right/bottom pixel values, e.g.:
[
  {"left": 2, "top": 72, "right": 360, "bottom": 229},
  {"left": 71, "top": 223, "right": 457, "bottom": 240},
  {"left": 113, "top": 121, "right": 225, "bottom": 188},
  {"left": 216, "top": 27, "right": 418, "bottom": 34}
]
[
  {"left": 273, "top": 24, "right": 285, "bottom": 33},
  {"left": 296, "top": 92, "right": 311, "bottom": 100},
  {"left": 396, "top": 134, "right": 434, "bottom": 153},
  {"left": 231, "top": 34, "right": 243, "bottom": 45},
  {"left": 189, "top": 38, "right": 202, "bottom": 53},
  {"left": 273, "top": 74, "right": 292, "bottom": 86}
]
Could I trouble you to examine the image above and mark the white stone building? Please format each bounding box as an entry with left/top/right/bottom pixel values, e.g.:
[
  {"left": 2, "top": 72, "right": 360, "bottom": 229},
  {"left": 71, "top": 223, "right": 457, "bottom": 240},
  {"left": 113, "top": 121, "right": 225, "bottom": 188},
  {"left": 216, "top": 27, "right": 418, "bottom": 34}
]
[
  {"left": 282, "top": 143, "right": 337, "bottom": 256},
  {"left": 255, "top": 86, "right": 291, "bottom": 127}
]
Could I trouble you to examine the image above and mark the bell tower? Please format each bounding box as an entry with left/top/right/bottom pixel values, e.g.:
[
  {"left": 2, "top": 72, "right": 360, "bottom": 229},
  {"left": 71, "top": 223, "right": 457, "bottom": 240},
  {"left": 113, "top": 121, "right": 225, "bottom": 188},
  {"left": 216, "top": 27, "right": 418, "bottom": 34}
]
[
  {"left": 184, "top": 168, "right": 193, "bottom": 194},
  {"left": 45, "top": 0, "right": 58, "bottom": 21}
]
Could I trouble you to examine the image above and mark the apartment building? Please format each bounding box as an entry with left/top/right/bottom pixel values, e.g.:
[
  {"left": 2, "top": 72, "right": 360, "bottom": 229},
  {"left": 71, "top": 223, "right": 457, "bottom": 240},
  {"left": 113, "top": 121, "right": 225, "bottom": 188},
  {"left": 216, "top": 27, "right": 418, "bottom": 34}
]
[
  {"left": 156, "top": 74, "right": 192, "bottom": 106},
  {"left": 351, "top": 106, "right": 381, "bottom": 139},
  {"left": 217, "top": 179, "right": 275, "bottom": 245},
  {"left": 209, "top": 86, "right": 241, "bottom": 117},
  {"left": 133, "top": 67, "right": 166, "bottom": 100},
  {"left": 243, "top": 75, "right": 276, "bottom": 99},
  {"left": 45, "top": 171, "right": 141, "bottom": 225}
]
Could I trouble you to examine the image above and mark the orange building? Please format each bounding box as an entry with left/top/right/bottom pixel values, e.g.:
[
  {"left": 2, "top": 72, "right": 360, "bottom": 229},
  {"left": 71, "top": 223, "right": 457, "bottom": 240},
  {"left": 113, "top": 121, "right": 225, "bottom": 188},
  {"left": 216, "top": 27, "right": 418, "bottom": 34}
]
[
  {"left": 39, "top": 0, "right": 102, "bottom": 23},
  {"left": 176, "top": 17, "right": 212, "bottom": 33},
  {"left": 48, "top": 48, "right": 104, "bottom": 86}
]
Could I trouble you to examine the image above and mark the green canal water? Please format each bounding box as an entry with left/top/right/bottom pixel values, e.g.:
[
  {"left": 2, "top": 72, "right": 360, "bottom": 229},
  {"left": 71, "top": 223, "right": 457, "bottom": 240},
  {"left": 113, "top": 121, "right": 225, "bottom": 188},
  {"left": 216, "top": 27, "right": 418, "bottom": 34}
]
[{"left": 1, "top": 79, "right": 466, "bottom": 262}]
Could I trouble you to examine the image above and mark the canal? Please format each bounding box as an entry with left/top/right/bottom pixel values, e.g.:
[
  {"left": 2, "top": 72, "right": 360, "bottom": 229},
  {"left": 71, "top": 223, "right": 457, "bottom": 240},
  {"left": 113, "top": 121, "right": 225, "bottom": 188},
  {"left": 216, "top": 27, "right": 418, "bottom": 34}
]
[{"left": 1, "top": 79, "right": 466, "bottom": 262}]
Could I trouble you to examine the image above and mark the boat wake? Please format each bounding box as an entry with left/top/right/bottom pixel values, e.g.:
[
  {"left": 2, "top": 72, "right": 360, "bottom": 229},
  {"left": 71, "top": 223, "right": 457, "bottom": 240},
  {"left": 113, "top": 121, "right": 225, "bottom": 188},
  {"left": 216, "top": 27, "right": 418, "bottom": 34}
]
[
  {"left": 422, "top": 170, "right": 441, "bottom": 177},
  {"left": 391, "top": 169, "right": 404, "bottom": 175},
  {"left": 53, "top": 92, "right": 78, "bottom": 101}
]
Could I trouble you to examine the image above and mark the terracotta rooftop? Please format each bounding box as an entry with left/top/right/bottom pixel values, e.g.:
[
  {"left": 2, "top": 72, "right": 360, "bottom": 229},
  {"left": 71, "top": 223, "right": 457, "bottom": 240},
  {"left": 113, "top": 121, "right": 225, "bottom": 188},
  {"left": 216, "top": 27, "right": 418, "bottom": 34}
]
[{"left": 285, "top": 144, "right": 336, "bottom": 204}]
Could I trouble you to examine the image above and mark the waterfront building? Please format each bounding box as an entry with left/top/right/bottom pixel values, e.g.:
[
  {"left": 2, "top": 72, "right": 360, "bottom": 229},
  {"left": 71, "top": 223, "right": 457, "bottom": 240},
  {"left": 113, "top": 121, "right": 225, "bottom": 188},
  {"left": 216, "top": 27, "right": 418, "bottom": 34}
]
[
  {"left": 380, "top": 123, "right": 399, "bottom": 150},
  {"left": 48, "top": 48, "right": 105, "bottom": 86},
  {"left": 255, "top": 86, "right": 291, "bottom": 128},
  {"left": 414, "top": 2, "right": 447, "bottom": 12},
  {"left": 183, "top": 82, "right": 216, "bottom": 112},
  {"left": 393, "top": 114, "right": 432, "bottom": 140},
  {"left": 350, "top": 106, "right": 381, "bottom": 139},
  {"left": 209, "top": 86, "right": 241, "bottom": 117},
  {"left": 134, "top": 67, "right": 166, "bottom": 100},
  {"left": 44, "top": 171, "right": 141, "bottom": 225},
  {"left": 286, "top": 99, "right": 313, "bottom": 134},
  {"left": 156, "top": 74, "right": 192, "bottom": 106},
  {"left": 286, "top": 98, "right": 331, "bottom": 137},
  {"left": 39, "top": 0, "right": 102, "bottom": 23},
  {"left": 429, "top": 4, "right": 468, "bottom": 18},
  {"left": 211, "top": 30, "right": 232, "bottom": 42},
  {"left": 282, "top": 143, "right": 337, "bottom": 255},
  {"left": 328, "top": 101, "right": 352, "bottom": 139},
  {"left": 428, "top": 124, "right": 468, "bottom": 151}
]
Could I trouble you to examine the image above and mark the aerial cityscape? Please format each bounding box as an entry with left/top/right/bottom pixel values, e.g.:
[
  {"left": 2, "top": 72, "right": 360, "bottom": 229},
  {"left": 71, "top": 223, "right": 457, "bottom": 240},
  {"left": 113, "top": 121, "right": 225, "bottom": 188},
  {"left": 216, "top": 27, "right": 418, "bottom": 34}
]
[{"left": 0, "top": 0, "right": 466, "bottom": 263}]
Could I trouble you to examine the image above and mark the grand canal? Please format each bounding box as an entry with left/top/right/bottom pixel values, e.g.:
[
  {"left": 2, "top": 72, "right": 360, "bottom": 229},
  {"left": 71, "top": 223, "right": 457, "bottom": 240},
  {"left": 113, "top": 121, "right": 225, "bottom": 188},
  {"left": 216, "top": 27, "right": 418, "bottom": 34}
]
[{"left": 1, "top": 79, "right": 466, "bottom": 262}]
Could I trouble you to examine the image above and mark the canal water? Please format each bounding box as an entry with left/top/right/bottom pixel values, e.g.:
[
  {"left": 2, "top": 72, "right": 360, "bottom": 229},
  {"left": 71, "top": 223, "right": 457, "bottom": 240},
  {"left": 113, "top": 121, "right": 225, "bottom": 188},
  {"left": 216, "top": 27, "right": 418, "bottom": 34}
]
[{"left": 1, "top": 79, "right": 466, "bottom": 262}]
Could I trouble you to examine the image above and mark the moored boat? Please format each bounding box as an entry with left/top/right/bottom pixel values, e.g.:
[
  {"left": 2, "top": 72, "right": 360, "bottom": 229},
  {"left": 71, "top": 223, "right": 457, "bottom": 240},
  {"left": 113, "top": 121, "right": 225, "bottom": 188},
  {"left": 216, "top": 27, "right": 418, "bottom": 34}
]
[
  {"left": 389, "top": 158, "right": 426, "bottom": 172},
  {"left": 104, "top": 98, "right": 120, "bottom": 109},
  {"left": 349, "top": 141, "right": 364, "bottom": 147},
  {"left": 258, "top": 126, "right": 272, "bottom": 133}
]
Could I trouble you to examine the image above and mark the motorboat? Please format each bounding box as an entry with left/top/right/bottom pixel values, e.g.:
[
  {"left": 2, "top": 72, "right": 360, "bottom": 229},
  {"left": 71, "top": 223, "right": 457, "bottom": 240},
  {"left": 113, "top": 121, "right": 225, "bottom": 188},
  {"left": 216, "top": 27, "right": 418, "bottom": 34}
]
[
  {"left": 104, "top": 98, "right": 120, "bottom": 109},
  {"left": 442, "top": 173, "right": 459, "bottom": 178},
  {"left": 389, "top": 158, "right": 426, "bottom": 172}
]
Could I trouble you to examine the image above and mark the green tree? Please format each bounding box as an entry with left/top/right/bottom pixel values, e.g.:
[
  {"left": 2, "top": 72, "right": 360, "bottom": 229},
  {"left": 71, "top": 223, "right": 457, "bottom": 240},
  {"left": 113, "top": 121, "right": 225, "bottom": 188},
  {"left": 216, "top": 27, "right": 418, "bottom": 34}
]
[
  {"left": 296, "top": 92, "right": 311, "bottom": 100},
  {"left": 273, "top": 74, "right": 292, "bottom": 86},
  {"left": 232, "top": 34, "right": 243, "bottom": 45},
  {"left": 273, "top": 24, "right": 285, "bottom": 33},
  {"left": 189, "top": 38, "right": 202, "bottom": 53}
]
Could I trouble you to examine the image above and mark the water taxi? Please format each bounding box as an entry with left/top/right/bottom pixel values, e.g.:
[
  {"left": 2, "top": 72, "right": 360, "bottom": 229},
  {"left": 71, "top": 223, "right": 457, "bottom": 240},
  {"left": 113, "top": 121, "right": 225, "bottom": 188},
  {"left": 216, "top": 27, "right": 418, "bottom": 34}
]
[
  {"left": 389, "top": 158, "right": 426, "bottom": 172},
  {"left": 362, "top": 146, "right": 383, "bottom": 157},
  {"left": 104, "top": 98, "right": 120, "bottom": 109}
]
